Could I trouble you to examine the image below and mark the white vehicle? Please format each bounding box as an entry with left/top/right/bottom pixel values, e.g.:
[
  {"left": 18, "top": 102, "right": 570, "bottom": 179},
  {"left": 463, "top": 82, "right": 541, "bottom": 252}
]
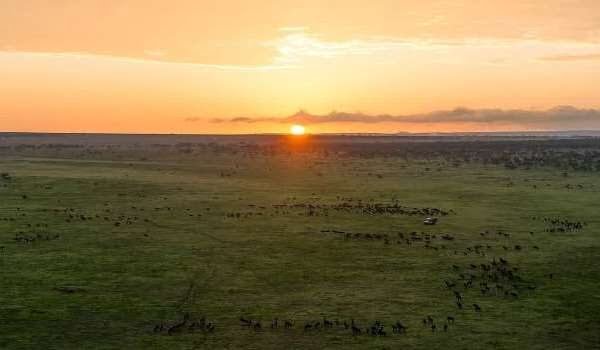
[{"left": 424, "top": 217, "right": 438, "bottom": 225}]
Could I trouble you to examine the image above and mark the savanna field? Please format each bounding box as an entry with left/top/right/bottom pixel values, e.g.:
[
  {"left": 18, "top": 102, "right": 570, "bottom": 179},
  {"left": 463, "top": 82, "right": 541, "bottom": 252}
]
[{"left": 1, "top": 134, "right": 599, "bottom": 349}]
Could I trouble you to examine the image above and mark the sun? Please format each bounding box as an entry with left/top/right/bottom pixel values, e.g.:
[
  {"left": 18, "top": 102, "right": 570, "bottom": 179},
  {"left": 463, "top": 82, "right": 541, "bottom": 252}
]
[{"left": 290, "top": 124, "right": 306, "bottom": 135}]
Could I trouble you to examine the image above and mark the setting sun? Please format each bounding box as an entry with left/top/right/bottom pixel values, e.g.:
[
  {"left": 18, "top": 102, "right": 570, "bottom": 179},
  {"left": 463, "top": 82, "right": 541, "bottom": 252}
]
[{"left": 290, "top": 124, "right": 306, "bottom": 135}]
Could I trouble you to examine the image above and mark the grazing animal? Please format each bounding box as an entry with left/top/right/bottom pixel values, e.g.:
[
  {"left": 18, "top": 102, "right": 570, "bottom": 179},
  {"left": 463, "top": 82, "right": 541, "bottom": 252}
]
[
  {"left": 167, "top": 313, "right": 190, "bottom": 335},
  {"left": 240, "top": 317, "right": 252, "bottom": 326},
  {"left": 153, "top": 323, "right": 164, "bottom": 333},
  {"left": 392, "top": 321, "right": 405, "bottom": 334},
  {"left": 188, "top": 321, "right": 201, "bottom": 331},
  {"left": 369, "top": 320, "right": 386, "bottom": 336}
]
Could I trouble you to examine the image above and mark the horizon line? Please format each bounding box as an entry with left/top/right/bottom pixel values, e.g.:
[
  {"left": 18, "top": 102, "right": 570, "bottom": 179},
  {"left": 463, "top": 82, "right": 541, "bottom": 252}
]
[{"left": 2, "top": 130, "right": 600, "bottom": 137}]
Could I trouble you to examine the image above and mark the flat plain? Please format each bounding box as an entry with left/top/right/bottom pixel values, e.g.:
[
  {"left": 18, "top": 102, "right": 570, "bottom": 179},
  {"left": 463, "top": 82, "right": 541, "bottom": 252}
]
[{"left": 0, "top": 134, "right": 599, "bottom": 349}]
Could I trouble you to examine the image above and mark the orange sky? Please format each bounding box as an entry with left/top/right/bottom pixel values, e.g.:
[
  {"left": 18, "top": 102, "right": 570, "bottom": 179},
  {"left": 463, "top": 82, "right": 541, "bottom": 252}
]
[{"left": 2, "top": 0, "right": 600, "bottom": 134}]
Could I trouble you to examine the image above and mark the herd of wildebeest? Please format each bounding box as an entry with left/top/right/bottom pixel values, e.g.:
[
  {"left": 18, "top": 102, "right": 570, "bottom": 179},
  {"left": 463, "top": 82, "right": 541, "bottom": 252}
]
[
  {"left": 1, "top": 185, "right": 578, "bottom": 339},
  {"left": 2, "top": 134, "right": 600, "bottom": 172},
  {"left": 0, "top": 134, "right": 598, "bottom": 346},
  {"left": 154, "top": 313, "right": 415, "bottom": 337}
]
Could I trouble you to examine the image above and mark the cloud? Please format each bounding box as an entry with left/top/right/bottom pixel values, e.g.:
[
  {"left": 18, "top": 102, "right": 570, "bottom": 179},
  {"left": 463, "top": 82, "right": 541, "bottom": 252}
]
[
  {"left": 539, "top": 53, "right": 600, "bottom": 61},
  {"left": 268, "top": 30, "right": 426, "bottom": 65},
  {"left": 279, "top": 26, "right": 309, "bottom": 33},
  {"left": 0, "top": 50, "right": 294, "bottom": 72},
  {"left": 229, "top": 117, "right": 256, "bottom": 123},
  {"left": 210, "top": 106, "right": 600, "bottom": 130},
  {"left": 5, "top": 28, "right": 600, "bottom": 71},
  {"left": 267, "top": 30, "right": 600, "bottom": 68}
]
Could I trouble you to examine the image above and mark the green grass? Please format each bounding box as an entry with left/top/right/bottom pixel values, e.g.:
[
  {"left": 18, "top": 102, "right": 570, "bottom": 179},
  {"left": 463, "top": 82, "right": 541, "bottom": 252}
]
[{"left": 0, "top": 152, "right": 599, "bottom": 349}]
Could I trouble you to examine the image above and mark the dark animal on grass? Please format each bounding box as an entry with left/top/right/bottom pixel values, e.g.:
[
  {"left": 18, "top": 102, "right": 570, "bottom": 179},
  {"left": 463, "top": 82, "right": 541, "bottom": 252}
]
[
  {"left": 240, "top": 317, "right": 252, "bottom": 326},
  {"left": 392, "top": 321, "right": 407, "bottom": 334},
  {"left": 188, "top": 316, "right": 206, "bottom": 332},
  {"left": 168, "top": 313, "right": 190, "bottom": 335},
  {"left": 369, "top": 321, "right": 386, "bottom": 336},
  {"left": 153, "top": 323, "right": 165, "bottom": 333}
]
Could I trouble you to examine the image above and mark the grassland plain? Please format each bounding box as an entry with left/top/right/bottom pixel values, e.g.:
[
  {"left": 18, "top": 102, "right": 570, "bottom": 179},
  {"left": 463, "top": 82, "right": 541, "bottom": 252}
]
[{"left": 0, "top": 140, "right": 599, "bottom": 349}]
